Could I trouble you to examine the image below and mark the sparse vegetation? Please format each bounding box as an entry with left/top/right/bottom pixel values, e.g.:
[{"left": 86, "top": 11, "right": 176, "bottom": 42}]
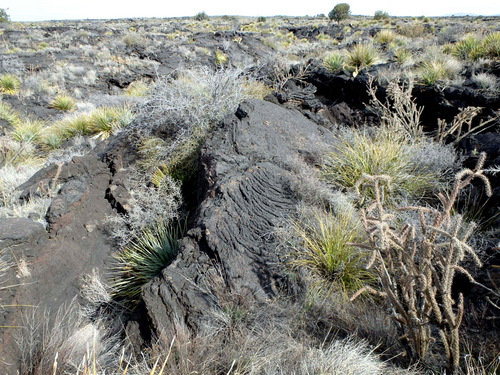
[
  {"left": 0, "top": 14, "right": 499, "bottom": 375},
  {"left": 374, "top": 10, "right": 389, "bottom": 20}
]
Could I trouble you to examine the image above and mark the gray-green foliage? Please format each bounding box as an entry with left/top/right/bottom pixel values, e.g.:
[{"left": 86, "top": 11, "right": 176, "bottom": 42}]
[
  {"left": 0, "top": 8, "right": 10, "bottom": 23},
  {"left": 328, "top": 3, "right": 350, "bottom": 23},
  {"left": 374, "top": 10, "right": 389, "bottom": 20}
]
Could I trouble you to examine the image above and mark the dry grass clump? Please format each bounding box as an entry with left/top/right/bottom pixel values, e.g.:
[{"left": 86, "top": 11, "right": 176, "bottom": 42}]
[
  {"left": 291, "top": 206, "right": 375, "bottom": 295},
  {"left": 0, "top": 73, "right": 21, "bottom": 94},
  {"left": 322, "top": 127, "right": 450, "bottom": 203},
  {"left": 50, "top": 94, "right": 76, "bottom": 111},
  {"left": 375, "top": 29, "right": 397, "bottom": 44},
  {"left": 17, "top": 301, "right": 121, "bottom": 375}
]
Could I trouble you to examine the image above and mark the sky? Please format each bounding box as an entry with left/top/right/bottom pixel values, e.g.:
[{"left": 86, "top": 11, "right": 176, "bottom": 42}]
[{"left": 2, "top": 0, "right": 499, "bottom": 22}]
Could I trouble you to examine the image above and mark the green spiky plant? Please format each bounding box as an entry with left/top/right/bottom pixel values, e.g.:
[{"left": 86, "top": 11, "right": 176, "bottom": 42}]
[
  {"left": 292, "top": 208, "right": 375, "bottom": 295},
  {"left": 0, "top": 74, "right": 21, "bottom": 95},
  {"left": 324, "top": 52, "right": 346, "bottom": 72},
  {"left": 50, "top": 94, "right": 76, "bottom": 111},
  {"left": 88, "top": 106, "right": 133, "bottom": 139},
  {"left": 111, "top": 221, "right": 184, "bottom": 305},
  {"left": 346, "top": 43, "right": 379, "bottom": 74}
]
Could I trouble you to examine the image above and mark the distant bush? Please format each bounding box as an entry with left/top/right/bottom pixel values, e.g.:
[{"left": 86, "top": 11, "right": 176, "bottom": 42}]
[
  {"left": 328, "top": 3, "right": 351, "bottom": 23},
  {"left": 397, "top": 23, "right": 425, "bottom": 38},
  {"left": 194, "top": 11, "right": 209, "bottom": 21},
  {"left": 374, "top": 10, "right": 389, "bottom": 20},
  {"left": 0, "top": 8, "right": 10, "bottom": 23},
  {"left": 257, "top": 16, "right": 266, "bottom": 23}
]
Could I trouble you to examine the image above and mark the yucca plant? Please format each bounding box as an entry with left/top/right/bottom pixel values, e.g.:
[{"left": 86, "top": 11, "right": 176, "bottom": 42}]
[
  {"left": 346, "top": 43, "right": 379, "bottom": 72},
  {"left": 0, "top": 73, "right": 21, "bottom": 95},
  {"left": 483, "top": 31, "right": 500, "bottom": 58},
  {"left": 375, "top": 29, "right": 396, "bottom": 44},
  {"left": 50, "top": 94, "right": 76, "bottom": 111},
  {"left": 89, "top": 106, "right": 134, "bottom": 139},
  {"left": 293, "top": 208, "right": 374, "bottom": 295},
  {"left": 324, "top": 52, "right": 346, "bottom": 72},
  {"left": 55, "top": 113, "right": 92, "bottom": 139},
  {"left": 452, "top": 34, "right": 484, "bottom": 61},
  {"left": 0, "top": 101, "right": 22, "bottom": 127},
  {"left": 111, "top": 220, "right": 184, "bottom": 304}
]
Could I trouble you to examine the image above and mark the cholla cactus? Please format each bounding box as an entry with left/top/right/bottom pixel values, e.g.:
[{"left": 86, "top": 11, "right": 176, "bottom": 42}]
[{"left": 352, "top": 153, "right": 491, "bottom": 372}]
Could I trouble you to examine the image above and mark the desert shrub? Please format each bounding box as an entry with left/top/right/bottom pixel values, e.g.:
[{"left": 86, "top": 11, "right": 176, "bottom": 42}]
[
  {"left": 375, "top": 29, "right": 396, "bottom": 44},
  {"left": 329, "top": 3, "right": 351, "bottom": 23},
  {"left": 123, "top": 32, "right": 147, "bottom": 48},
  {"left": 471, "top": 72, "right": 497, "bottom": 90},
  {"left": 130, "top": 67, "right": 250, "bottom": 182},
  {"left": 346, "top": 43, "right": 379, "bottom": 71},
  {"left": 374, "top": 10, "right": 389, "bottom": 20},
  {"left": 106, "top": 170, "right": 182, "bottom": 247},
  {"left": 194, "top": 11, "right": 209, "bottom": 21},
  {"left": 0, "top": 73, "right": 21, "bottom": 94},
  {"left": 257, "top": 16, "right": 266, "bottom": 23},
  {"left": 50, "top": 94, "right": 76, "bottom": 111},
  {"left": 323, "top": 52, "right": 346, "bottom": 72},
  {"left": 397, "top": 23, "right": 425, "bottom": 38},
  {"left": 111, "top": 220, "right": 183, "bottom": 304},
  {"left": 292, "top": 206, "right": 374, "bottom": 294}
]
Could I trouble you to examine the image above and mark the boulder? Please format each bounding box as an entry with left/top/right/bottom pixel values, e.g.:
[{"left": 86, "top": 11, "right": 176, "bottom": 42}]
[{"left": 138, "top": 99, "right": 335, "bottom": 340}]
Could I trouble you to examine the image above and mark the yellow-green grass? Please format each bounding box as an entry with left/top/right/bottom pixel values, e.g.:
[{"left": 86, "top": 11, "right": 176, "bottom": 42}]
[
  {"left": 0, "top": 74, "right": 21, "bottom": 95},
  {"left": 50, "top": 94, "right": 76, "bottom": 111},
  {"left": 322, "top": 129, "right": 440, "bottom": 202},
  {"left": 293, "top": 208, "right": 374, "bottom": 295}
]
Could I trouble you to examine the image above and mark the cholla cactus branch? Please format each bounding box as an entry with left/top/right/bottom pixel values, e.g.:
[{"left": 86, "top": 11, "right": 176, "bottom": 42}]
[{"left": 351, "top": 159, "right": 492, "bottom": 371}]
